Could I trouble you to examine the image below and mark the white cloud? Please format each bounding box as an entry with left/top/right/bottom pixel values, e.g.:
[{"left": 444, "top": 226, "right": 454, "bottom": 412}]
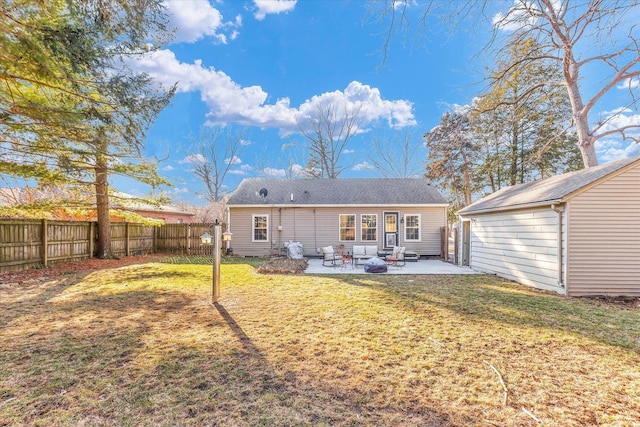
[
  {"left": 253, "top": 0, "right": 297, "bottom": 21},
  {"left": 596, "top": 139, "right": 640, "bottom": 163},
  {"left": 492, "top": 1, "right": 539, "bottom": 31},
  {"left": 130, "top": 50, "right": 416, "bottom": 135},
  {"left": 617, "top": 77, "right": 640, "bottom": 90},
  {"left": 229, "top": 169, "right": 247, "bottom": 175},
  {"left": 343, "top": 149, "right": 355, "bottom": 154},
  {"left": 179, "top": 154, "right": 207, "bottom": 164},
  {"left": 596, "top": 108, "right": 640, "bottom": 136},
  {"left": 594, "top": 107, "right": 640, "bottom": 162},
  {"left": 262, "top": 167, "right": 287, "bottom": 177},
  {"left": 163, "top": 165, "right": 175, "bottom": 171},
  {"left": 289, "top": 164, "right": 306, "bottom": 176},
  {"left": 353, "top": 161, "right": 373, "bottom": 171},
  {"left": 225, "top": 155, "right": 242, "bottom": 165},
  {"left": 163, "top": 0, "right": 240, "bottom": 44}
]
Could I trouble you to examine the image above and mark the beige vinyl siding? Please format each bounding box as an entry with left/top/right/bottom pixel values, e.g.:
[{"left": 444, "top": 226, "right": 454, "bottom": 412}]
[
  {"left": 566, "top": 163, "right": 640, "bottom": 296},
  {"left": 229, "top": 205, "right": 446, "bottom": 257},
  {"left": 229, "top": 208, "right": 274, "bottom": 257},
  {"left": 419, "top": 207, "right": 447, "bottom": 255},
  {"left": 469, "top": 208, "right": 564, "bottom": 293}
]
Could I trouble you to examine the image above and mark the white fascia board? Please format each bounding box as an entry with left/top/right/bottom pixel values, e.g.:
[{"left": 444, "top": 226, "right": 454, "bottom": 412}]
[{"left": 228, "top": 204, "right": 449, "bottom": 209}]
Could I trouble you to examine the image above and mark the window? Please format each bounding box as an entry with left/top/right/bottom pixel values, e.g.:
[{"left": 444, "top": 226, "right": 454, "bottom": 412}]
[
  {"left": 339, "top": 214, "right": 356, "bottom": 241},
  {"left": 252, "top": 214, "right": 269, "bottom": 242},
  {"left": 361, "top": 214, "right": 377, "bottom": 241},
  {"left": 404, "top": 214, "right": 421, "bottom": 241}
]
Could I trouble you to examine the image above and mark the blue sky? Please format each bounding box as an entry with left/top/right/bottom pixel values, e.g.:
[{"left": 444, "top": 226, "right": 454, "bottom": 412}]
[{"left": 125, "top": 0, "right": 640, "bottom": 205}]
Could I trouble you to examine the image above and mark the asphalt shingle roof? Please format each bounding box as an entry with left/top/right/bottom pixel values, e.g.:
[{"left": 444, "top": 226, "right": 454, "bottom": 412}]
[
  {"left": 458, "top": 156, "right": 640, "bottom": 215},
  {"left": 227, "top": 178, "right": 447, "bottom": 206}
]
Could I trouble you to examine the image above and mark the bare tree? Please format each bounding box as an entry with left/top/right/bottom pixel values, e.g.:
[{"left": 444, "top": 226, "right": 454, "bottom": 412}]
[
  {"left": 190, "top": 127, "right": 247, "bottom": 202},
  {"left": 253, "top": 140, "right": 306, "bottom": 180},
  {"left": 369, "top": 0, "right": 640, "bottom": 167},
  {"left": 298, "top": 102, "right": 363, "bottom": 178},
  {"left": 367, "top": 129, "right": 424, "bottom": 178}
]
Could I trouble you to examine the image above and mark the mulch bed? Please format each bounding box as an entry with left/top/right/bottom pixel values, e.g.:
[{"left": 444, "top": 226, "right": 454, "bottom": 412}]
[{"left": 256, "top": 258, "right": 308, "bottom": 274}]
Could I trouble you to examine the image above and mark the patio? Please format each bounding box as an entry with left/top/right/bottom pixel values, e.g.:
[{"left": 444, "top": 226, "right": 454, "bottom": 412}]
[{"left": 304, "top": 257, "right": 477, "bottom": 275}]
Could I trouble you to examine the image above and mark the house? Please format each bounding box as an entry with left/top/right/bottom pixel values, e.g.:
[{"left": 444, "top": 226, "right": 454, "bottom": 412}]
[
  {"left": 0, "top": 187, "right": 195, "bottom": 224},
  {"left": 120, "top": 198, "right": 196, "bottom": 224},
  {"left": 456, "top": 156, "right": 640, "bottom": 297},
  {"left": 226, "top": 178, "right": 448, "bottom": 258}
]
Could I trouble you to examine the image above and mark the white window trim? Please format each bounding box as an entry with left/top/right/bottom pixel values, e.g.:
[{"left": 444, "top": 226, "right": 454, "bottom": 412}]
[
  {"left": 252, "top": 214, "right": 269, "bottom": 242},
  {"left": 404, "top": 214, "right": 421, "bottom": 242},
  {"left": 339, "top": 213, "right": 356, "bottom": 242},
  {"left": 360, "top": 213, "right": 378, "bottom": 242}
]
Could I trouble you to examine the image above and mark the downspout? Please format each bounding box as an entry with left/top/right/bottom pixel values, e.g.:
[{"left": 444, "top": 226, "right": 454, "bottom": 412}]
[
  {"left": 278, "top": 207, "right": 282, "bottom": 252},
  {"left": 551, "top": 204, "right": 565, "bottom": 289}
]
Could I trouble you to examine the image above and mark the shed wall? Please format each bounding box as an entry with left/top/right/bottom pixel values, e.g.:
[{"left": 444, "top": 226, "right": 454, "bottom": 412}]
[
  {"left": 467, "top": 208, "right": 565, "bottom": 294},
  {"left": 228, "top": 206, "right": 446, "bottom": 257},
  {"left": 566, "top": 163, "right": 640, "bottom": 296}
]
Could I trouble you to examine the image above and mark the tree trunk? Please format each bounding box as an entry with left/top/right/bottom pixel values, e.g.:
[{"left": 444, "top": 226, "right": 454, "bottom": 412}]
[
  {"left": 575, "top": 115, "right": 599, "bottom": 167},
  {"left": 564, "top": 53, "right": 598, "bottom": 168},
  {"left": 95, "top": 152, "right": 111, "bottom": 259}
]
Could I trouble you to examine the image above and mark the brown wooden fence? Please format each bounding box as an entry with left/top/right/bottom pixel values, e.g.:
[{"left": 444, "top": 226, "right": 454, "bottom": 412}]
[
  {"left": 0, "top": 220, "right": 220, "bottom": 273},
  {"left": 155, "top": 223, "right": 217, "bottom": 256}
]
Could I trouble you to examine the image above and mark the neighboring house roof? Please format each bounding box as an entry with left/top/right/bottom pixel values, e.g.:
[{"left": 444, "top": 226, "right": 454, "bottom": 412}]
[
  {"left": 227, "top": 178, "right": 447, "bottom": 206},
  {"left": 0, "top": 187, "right": 194, "bottom": 217},
  {"left": 458, "top": 156, "right": 640, "bottom": 215},
  {"left": 114, "top": 193, "right": 195, "bottom": 217}
]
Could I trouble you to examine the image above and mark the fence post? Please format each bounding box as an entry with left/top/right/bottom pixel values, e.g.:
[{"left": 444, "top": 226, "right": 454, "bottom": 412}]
[
  {"left": 153, "top": 225, "right": 157, "bottom": 253},
  {"left": 89, "top": 222, "right": 95, "bottom": 259},
  {"left": 185, "top": 223, "right": 190, "bottom": 255},
  {"left": 41, "top": 219, "right": 48, "bottom": 267},
  {"left": 125, "top": 222, "right": 130, "bottom": 257}
]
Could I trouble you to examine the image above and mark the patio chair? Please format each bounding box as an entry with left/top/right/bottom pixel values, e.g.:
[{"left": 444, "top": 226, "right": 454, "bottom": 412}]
[
  {"left": 386, "top": 246, "right": 406, "bottom": 267},
  {"left": 321, "top": 245, "right": 340, "bottom": 266}
]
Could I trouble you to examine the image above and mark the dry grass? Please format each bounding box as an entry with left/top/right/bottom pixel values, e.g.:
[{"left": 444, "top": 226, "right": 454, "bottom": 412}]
[{"left": 1, "top": 258, "right": 639, "bottom": 426}]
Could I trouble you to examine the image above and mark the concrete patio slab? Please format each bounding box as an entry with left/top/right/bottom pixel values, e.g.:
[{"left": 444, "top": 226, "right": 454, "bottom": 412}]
[{"left": 304, "top": 258, "right": 477, "bottom": 275}]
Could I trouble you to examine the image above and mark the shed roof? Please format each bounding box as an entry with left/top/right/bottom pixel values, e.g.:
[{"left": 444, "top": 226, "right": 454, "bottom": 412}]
[
  {"left": 227, "top": 178, "right": 447, "bottom": 206},
  {"left": 458, "top": 156, "right": 640, "bottom": 215}
]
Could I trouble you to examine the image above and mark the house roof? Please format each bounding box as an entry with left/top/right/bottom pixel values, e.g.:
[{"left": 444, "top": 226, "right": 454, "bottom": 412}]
[
  {"left": 227, "top": 178, "right": 447, "bottom": 206},
  {"left": 458, "top": 156, "right": 640, "bottom": 215}
]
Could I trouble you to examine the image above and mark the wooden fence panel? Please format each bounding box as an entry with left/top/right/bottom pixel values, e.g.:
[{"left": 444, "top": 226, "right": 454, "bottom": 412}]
[
  {"left": 110, "top": 223, "right": 127, "bottom": 257},
  {"left": 129, "top": 223, "right": 155, "bottom": 255},
  {"left": 188, "top": 223, "right": 213, "bottom": 256},
  {"left": 46, "top": 220, "right": 91, "bottom": 265},
  {"left": 0, "top": 220, "right": 222, "bottom": 273},
  {"left": 155, "top": 223, "right": 188, "bottom": 254},
  {"left": 0, "top": 219, "right": 42, "bottom": 273}
]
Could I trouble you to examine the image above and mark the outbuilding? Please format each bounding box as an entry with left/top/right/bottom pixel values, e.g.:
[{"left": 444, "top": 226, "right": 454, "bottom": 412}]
[
  {"left": 226, "top": 178, "right": 448, "bottom": 259},
  {"left": 457, "top": 156, "right": 640, "bottom": 296}
]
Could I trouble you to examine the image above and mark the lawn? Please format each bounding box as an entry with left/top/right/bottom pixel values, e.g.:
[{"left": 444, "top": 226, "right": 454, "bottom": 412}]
[{"left": 1, "top": 257, "right": 639, "bottom": 426}]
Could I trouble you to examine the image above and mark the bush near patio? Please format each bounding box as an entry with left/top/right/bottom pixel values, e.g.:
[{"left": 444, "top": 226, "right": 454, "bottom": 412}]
[{"left": 1, "top": 256, "right": 639, "bottom": 426}]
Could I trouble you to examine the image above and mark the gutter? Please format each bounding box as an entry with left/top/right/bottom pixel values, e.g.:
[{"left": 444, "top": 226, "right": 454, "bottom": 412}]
[{"left": 457, "top": 199, "right": 564, "bottom": 216}]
